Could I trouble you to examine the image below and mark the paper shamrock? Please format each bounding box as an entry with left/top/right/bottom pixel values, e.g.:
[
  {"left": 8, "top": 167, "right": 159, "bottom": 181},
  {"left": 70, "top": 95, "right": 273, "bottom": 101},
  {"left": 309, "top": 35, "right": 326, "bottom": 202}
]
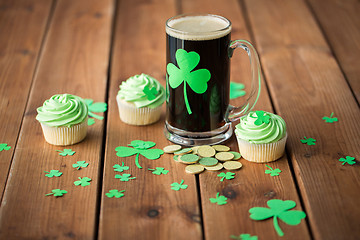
[
  {"left": 113, "top": 162, "right": 129, "bottom": 172},
  {"left": 115, "top": 140, "right": 164, "bottom": 169},
  {"left": 265, "top": 165, "right": 281, "bottom": 176},
  {"left": 148, "top": 167, "right": 169, "bottom": 175},
  {"left": 217, "top": 172, "right": 235, "bottom": 182},
  {"left": 167, "top": 49, "right": 211, "bottom": 115},
  {"left": 210, "top": 192, "right": 228, "bottom": 205},
  {"left": 339, "top": 156, "right": 356, "bottom": 165},
  {"left": 171, "top": 179, "right": 188, "bottom": 191},
  {"left": 254, "top": 111, "right": 270, "bottom": 125},
  {"left": 45, "top": 189, "right": 67, "bottom": 197},
  {"left": 143, "top": 86, "right": 158, "bottom": 101},
  {"left": 74, "top": 177, "right": 92, "bottom": 186},
  {"left": 230, "top": 234, "right": 258, "bottom": 240},
  {"left": 0, "top": 143, "right": 11, "bottom": 152},
  {"left": 44, "top": 170, "right": 63, "bottom": 178},
  {"left": 84, "top": 99, "right": 107, "bottom": 120},
  {"left": 322, "top": 112, "right": 338, "bottom": 123},
  {"left": 72, "top": 161, "right": 89, "bottom": 170},
  {"left": 88, "top": 118, "right": 95, "bottom": 126},
  {"left": 105, "top": 189, "right": 125, "bottom": 198},
  {"left": 300, "top": 137, "right": 316, "bottom": 146},
  {"left": 249, "top": 199, "right": 306, "bottom": 237},
  {"left": 230, "top": 82, "right": 246, "bottom": 99},
  {"left": 56, "top": 149, "right": 75, "bottom": 156},
  {"left": 115, "top": 173, "right": 136, "bottom": 182}
]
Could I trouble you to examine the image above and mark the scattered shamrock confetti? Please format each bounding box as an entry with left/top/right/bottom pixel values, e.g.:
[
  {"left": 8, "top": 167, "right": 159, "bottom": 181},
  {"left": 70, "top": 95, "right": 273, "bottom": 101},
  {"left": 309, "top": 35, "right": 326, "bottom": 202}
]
[
  {"left": 230, "top": 233, "right": 258, "bottom": 240},
  {"left": 56, "top": 149, "right": 76, "bottom": 156},
  {"left": 254, "top": 111, "right": 270, "bottom": 125},
  {"left": 265, "top": 165, "right": 281, "bottom": 176},
  {"left": 171, "top": 179, "right": 188, "bottom": 191},
  {"left": 72, "top": 160, "right": 89, "bottom": 170},
  {"left": 339, "top": 156, "right": 356, "bottom": 166},
  {"left": 88, "top": 118, "right": 96, "bottom": 126},
  {"left": 249, "top": 199, "right": 306, "bottom": 237},
  {"left": 148, "top": 167, "right": 169, "bottom": 175},
  {"left": 45, "top": 189, "right": 67, "bottom": 197},
  {"left": 105, "top": 189, "right": 125, "bottom": 198},
  {"left": 230, "top": 82, "right": 246, "bottom": 99},
  {"left": 209, "top": 192, "right": 228, "bottom": 205},
  {"left": 0, "top": 143, "right": 11, "bottom": 152},
  {"left": 84, "top": 99, "right": 107, "bottom": 120},
  {"left": 217, "top": 172, "right": 235, "bottom": 182},
  {"left": 115, "top": 173, "right": 136, "bottom": 182},
  {"left": 143, "top": 86, "right": 158, "bottom": 101},
  {"left": 322, "top": 112, "right": 338, "bottom": 123},
  {"left": 44, "top": 170, "right": 63, "bottom": 178},
  {"left": 113, "top": 162, "right": 129, "bottom": 172},
  {"left": 115, "top": 140, "right": 164, "bottom": 169},
  {"left": 74, "top": 177, "right": 92, "bottom": 187},
  {"left": 300, "top": 137, "right": 316, "bottom": 146}
]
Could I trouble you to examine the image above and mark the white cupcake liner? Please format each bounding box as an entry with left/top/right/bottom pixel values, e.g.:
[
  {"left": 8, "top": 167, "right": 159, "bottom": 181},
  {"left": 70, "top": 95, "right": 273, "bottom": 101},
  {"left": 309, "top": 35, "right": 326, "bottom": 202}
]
[
  {"left": 235, "top": 133, "right": 288, "bottom": 163},
  {"left": 40, "top": 118, "right": 87, "bottom": 146},
  {"left": 116, "top": 95, "right": 162, "bottom": 125}
]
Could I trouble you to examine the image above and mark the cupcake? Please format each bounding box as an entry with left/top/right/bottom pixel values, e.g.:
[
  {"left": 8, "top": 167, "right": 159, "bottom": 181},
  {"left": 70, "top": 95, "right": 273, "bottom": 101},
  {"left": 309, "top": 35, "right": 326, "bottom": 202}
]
[
  {"left": 235, "top": 111, "right": 287, "bottom": 163},
  {"left": 116, "top": 73, "right": 165, "bottom": 125},
  {"left": 36, "top": 94, "right": 88, "bottom": 146}
]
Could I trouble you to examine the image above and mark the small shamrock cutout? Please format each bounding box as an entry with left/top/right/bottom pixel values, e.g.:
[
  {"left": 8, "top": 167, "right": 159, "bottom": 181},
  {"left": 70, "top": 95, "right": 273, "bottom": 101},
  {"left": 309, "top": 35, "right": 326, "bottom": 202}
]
[
  {"left": 44, "top": 170, "right": 63, "bottom": 178},
  {"left": 265, "top": 165, "right": 281, "bottom": 176},
  {"left": 148, "top": 167, "right": 169, "bottom": 175},
  {"left": 72, "top": 161, "right": 89, "bottom": 170},
  {"left": 74, "top": 177, "right": 92, "bottom": 187},
  {"left": 143, "top": 86, "right": 158, "bottom": 101},
  {"left": 254, "top": 111, "right": 270, "bottom": 125},
  {"left": 115, "top": 140, "right": 164, "bottom": 169},
  {"left": 339, "top": 156, "right": 356, "bottom": 165},
  {"left": 210, "top": 192, "right": 228, "bottom": 205},
  {"left": 0, "top": 143, "right": 11, "bottom": 152},
  {"left": 115, "top": 173, "right": 136, "bottom": 182},
  {"left": 167, "top": 49, "right": 211, "bottom": 115},
  {"left": 249, "top": 199, "right": 306, "bottom": 237},
  {"left": 105, "top": 189, "right": 125, "bottom": 198},
  {"left": 217, "top": 172, "right": 235, "bottom": 182},
  {"left": 113, "top": 162, "right": 129, "bottom": 172},
  {"left": 56, "top": 149, "right": 75, "bottom": 156},
  {"left": 84, "top": 99, "right": 107, "bottom": 120},
  {"left": 45, "top": 189, "right": 67, "bottom": 197},
  {"left": 300, "top": 137, "right": 316, "bottom": 146},
  {"left": 230, "top": 233, "right": 258, "bottom": 240},
  {"left": 171, "top": 179, "right": 188, "bottom": 191},
  {"left": 230, "top": 82, "right": 246, "bottom": 99},
  {"left": 322, "top": 112, "right": 338, "bottom": 123},
  {"left": 88, "top": 118, "right": 95, "bottom": 126}
]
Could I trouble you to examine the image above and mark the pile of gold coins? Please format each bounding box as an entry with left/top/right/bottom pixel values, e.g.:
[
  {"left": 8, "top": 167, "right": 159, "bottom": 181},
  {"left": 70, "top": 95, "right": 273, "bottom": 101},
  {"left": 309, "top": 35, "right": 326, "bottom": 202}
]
[{"left": 163, "top": 144, "right": 243, "bottom": 174}]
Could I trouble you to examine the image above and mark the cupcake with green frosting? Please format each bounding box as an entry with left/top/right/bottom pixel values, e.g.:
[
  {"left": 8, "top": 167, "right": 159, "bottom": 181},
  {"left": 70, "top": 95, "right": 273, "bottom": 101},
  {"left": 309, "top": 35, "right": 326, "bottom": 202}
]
[
  {"left": 36, "top": 94, "right": 88, "bottom": 146},
  {"left": 116, "top": 73, "right": 165, "bottom": 125},
  {"left": 235, "top": 111, "right": 287, "bottom": 163}
]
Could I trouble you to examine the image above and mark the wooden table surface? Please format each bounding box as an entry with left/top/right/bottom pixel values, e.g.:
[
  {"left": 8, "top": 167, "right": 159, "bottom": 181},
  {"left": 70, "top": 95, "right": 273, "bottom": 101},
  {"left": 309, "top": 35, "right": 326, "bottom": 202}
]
[{"left": 0, "top": 0, "right": 359, "bottom": 239}]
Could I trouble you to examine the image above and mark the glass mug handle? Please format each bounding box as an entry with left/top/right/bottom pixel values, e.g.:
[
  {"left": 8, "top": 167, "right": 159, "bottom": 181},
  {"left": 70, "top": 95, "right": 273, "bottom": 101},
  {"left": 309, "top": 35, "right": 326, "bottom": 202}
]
[{"left": 226, "top": 39, "right": 261, "bottom": 122}]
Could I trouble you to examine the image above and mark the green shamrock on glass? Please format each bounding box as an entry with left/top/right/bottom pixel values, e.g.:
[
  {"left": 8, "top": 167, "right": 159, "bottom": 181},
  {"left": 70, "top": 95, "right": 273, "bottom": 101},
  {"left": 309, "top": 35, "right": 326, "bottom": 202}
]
[{"left": 165, "top": 13, "right": 261, "bottom": 146}]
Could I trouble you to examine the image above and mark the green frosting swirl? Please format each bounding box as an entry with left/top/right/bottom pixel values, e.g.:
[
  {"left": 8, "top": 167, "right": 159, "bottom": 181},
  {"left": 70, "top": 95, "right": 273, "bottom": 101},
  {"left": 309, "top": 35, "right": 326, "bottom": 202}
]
[
  {"left": 117, "top": 73, "right": 165, "bottom": 108},
  {"left": 235, "top": 111, "right": 286, "bottom": 144},
  {"left": 36, "top": 94, "right": 88, "bottom": 127}
]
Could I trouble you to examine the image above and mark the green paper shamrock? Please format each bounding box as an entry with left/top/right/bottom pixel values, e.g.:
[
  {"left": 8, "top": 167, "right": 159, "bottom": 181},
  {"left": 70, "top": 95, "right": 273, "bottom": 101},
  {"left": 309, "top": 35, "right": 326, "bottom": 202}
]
[
  {"left": 45, "top": 189, "right": 67, "bottom": 197},
  {"left": 339, "top": 156, "right": 356, "bottom": 165},
  {"left": 148, "top": 167, "right": 169, "bottom": 175},
  {"left": 210, "top": 192, "right": 228, "bottom": 205},
  {"left": 230, "top": 233, "right": 258, "bottom": 240},
  {"left": 56, "top": 149, "right": 75, "bottom": 156},
  {"left": 143, "top": 86, "right": 158, "bottom": 101},
  {"left": 254, "top": 111, "right": 270, "bottom": 125},
  {"left": 171, "top": 179, "right": 188, "bottom": 191},
  {"left": 217, "top": 172, "right": 235, "bottom": 182},
  {"left": 74, "top": 177, "right": 92, "bottom": 187},
  {"left": 167, "top": 49, "right": 211, "bottom": 115},
  {"left": 113, "top": 162, "right": 129, "bottom": 172},
  {"left": 300, "top": 137, "right": 316, "bottom": 146},
  {"left": 265, "top": 165, "right": 281, "bottom": 176},
  {"left": 249, "top": 199, "right": 306, "bottom": 237},
  {"left": 115, "top": 173, "right": 136, "bottom": 182},
  {"left": 115, "top": 140, "right": 164, "bottom": 169},
  {"left": 322, "top": 112, "right": 338, "bottom": 123},
  {"left": 105, "top": 189, "right": 125, "bottom": 198},
  {"left": 88, "top": 118, "right": 95, "bottom": 126},
  {"left": 44, "top": 170, "right": 63, "bottom": 178},
  {"left": 0, "top": 143, "right": 11, "bottom": 152},
  {"left": 72, "top": 161, "right": 89, "bottom": 170},
  {"left": 230, "top": 82, "right": 246, "bottom": 99},
  {"left": 84, "top": 99, "right": 107, "bottom": 120}
]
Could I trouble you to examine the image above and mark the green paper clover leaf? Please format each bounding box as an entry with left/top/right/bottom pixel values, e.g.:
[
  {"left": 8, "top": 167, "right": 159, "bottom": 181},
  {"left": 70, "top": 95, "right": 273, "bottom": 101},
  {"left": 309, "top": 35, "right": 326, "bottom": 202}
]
[
  {"left": 0, "top": 143, "right": 11, "bottom": 152},
  {"left": 217, "top": 172, "right": 235, "bottom": 182},
  {"left": 210, "top": 192, "right": 228, "bottom": 205},
  {"left": 74, "top": 177, "right": 92, "bottom": 187},
  {"left": 113, "top": 162, "right": 129, "bottom": 172},
  {"left": 148, "top": 167, "right": 169, "bottom": 175},
  {"left": 300, "top": 137, "right": 316, "bottom": 146},
  {"left": 84, "top": 99, "right": 107, "bottom": 120},
  {"left": 105, "top": 189, "right": 125, "bottom": 198},
  {"left": 44, "top": 170, "right": 63, "bottom": 178},
  {"left": 254, "top": 111, "right": 270, "bottom": 126},
  {"left": 322, "top": 112, "right": 338, "bottom": 123},
  {"left": 171, "top": 179, "right": 188, "bottom": 191},
  {"left": 249, "top": 199, "right": 306, "bottom": 237},
  {"left": 56, "top": 149, "right": 75, "bottom": 156},
  {"left": 72, "top": 161, "right": 89, "bottom": 170},
  {"left": 88, "top": 118, "right": 95, "bottom": 126},
  {"left": 167, "top": 49, "right": 211, "bottom": 115},
  {"left": 143, "top": 86, "right": 159, "bottom": 101},
  {"left": 230, "top": 82, "right": 246, "bottom": 99},
  {"left": 230, "top": 233, "right": 258, "bottom": 240},
  {"left": 265, "top": 165, "right": 281, "bottom": 176},
  {"left": 115, "top": 173, "right": 136, "bottom": 182},
  {"left": 339, "top": 156, "right": 356, "bottom": 165},
  {"left": 45, "top": 189, "right": 67, "bottom": 197}
]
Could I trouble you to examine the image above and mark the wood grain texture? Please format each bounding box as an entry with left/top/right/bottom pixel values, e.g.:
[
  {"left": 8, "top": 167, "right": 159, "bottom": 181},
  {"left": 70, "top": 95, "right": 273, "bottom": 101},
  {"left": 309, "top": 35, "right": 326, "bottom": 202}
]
[
  {"left": 245, "top": 0, "right": 360, "bottom": 239},
  {"left": 0, "top": 0, "right": 52, "bottom": 200},
  {"left": 98, "top": 0, "right": 202, "bottom": 239},
  {"left": 0, "top": 0, "right": 113, "bottom": 239}
]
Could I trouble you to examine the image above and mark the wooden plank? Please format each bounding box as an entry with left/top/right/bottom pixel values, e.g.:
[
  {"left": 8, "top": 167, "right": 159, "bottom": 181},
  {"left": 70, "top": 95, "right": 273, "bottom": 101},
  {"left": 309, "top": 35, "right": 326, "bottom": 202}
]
[
  {"left": 307, "top": 0, "right": 360, "bottom": 102},
  {"left": 245, "top": 0, "right": 360, "bottom": 239},
  {"left": 0, "top": 0, "right": 113, "bottom": 239},
  {"left": 0, "top": 0, "right": 52, "bottom": 199},
  {"left": 98, "top": 0, "right": 203, "bottom": 239}
]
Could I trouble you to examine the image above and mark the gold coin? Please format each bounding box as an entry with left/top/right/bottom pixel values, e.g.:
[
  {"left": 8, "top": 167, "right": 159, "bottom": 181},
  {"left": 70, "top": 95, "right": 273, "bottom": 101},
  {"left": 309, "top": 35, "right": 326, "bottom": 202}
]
[
  {"left": 215, "top": 152, "right": 234, "bottom": 161},
  {"left": 223, "top": 161, "right": 242, "bottom": 170},
  {"left": 191, "top": 146, "right": 200, "bottom": 155},
  {"left": 163, "top": 144, "right": 182, "bottom": 153},
  {"left": 197, "top": 145, "right": 216, "bottom": 158},
  {"left": 205, "top": 162, "right": 224, "bottom": 171},
  {"left": 185, "top": 164, "right": 205, "bottom": 174},
  {"left": 174, "top": 147, "right": 193, "bottom": 155},
  {"left": 212, "top": 145, "right": 230, "bottom": 152}
]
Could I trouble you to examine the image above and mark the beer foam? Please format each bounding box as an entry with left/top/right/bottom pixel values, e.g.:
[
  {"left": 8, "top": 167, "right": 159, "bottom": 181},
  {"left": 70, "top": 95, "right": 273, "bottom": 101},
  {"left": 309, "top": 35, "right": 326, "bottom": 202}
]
[{"left": 166, "top": 15, "right": 231, "bottom": 41}]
